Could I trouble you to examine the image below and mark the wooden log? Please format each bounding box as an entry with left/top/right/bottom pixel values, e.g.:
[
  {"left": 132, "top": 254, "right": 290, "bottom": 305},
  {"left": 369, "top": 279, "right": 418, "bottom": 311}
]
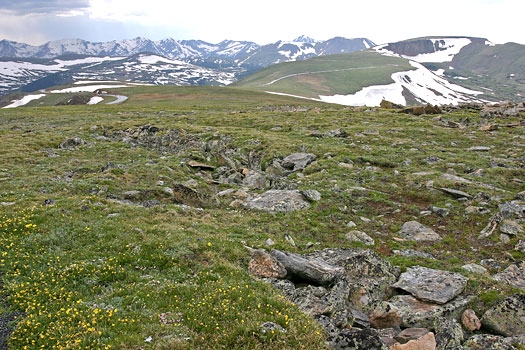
[{"left": 270, "top": 249, "right": 343, "bottom": 286}]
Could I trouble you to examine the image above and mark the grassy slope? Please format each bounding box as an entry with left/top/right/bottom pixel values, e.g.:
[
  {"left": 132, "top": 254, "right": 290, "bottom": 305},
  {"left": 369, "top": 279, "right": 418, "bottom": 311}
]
[
  {"left": 0, "top": 86, "right": 523, "bottom": 349},
  {"left": 233, "top": 51, "right": 413, "bottom": 98}
]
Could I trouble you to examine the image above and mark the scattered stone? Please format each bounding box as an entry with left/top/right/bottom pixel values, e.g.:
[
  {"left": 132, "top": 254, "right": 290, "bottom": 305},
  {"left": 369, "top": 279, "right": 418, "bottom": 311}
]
[
  {"left": 391, "top": 332, "right": 436, "bottom": 350},
  {"left": 425, "top": 156, "right": 442, "bottom": 164},
  {"left": 434, "top": 317, "right": 463, "bottom": 350},
  {"left": 481, "top": 293, "right": 525, "bottom": 336},
  {"left": 339, "top": 162, "right": 354, "bottom": 170},
  {"left": 395, "top": 328, "right": 431, "bottom": 344},
  {"left": 393, "top": 266, "right": 468, "bottom": 304},
  {"left": 369, "top": 302, "right": 402, "bottom": 329},
  {"left": 480, "top": 259, "right": 504, "bottom": 269},
  {"left": 441, "top": 173, "right": 473, "bottom": 184},
  {"left": 461, "top": 263, "right": 488, "bottom": 274},
  {"left": 43, "top": 199, "right": 55, "bottom": 206},
  {"left": 248, "top": 249, "right": 287, "bottom": 279},
  {"left": 500, "top": 220, "right": 523, "bottom": 236},
  {"left": 242, "top": 171, "right": 268, "bottom": 189},
  {"left": 284, "top": 234, "right": 296, "bottom": 247},
  {"left": 172, "top": 183, "right": 216, "bottom": 208},
  {"left": 300, "top": 189, "right": 321, "bottom": 202},
  {"left": 440, "top": 188, "right": 472, "bottom": 199},
  {"left": 398, "top": 221, "right": 442, "bottom": 242},
  {"left": 463, "top": 334, "right": 514, "bottom": 350},
  {"left": 245, "top": 190, "right": 310, "bottom": 212},
  {"left": 429, "top": 206, "right": 450, "bottom": 218},
  {"left": 461, "top": 309, "right": 481, "bottom": 331},
  {"left": 392, "top": 250, "right": 435, "bottom": 259},
  {"left": 347, "top": 221, "right": 357, "bottom": 228},
  {"left": 325, "top": 128, "right": 347, "bottom": 137},
  {"left": 260, "top": 321, "right": 286, "bottom": 334},
  {"left": 500, "top": 234, "right": 511, "bottom": 243},
  {"left": 59, "top": 136, "right": 85, "bottom": 149},
  {"left": 492, "top": 261, "right": 525, "bottom": 290},
  {"left": 346, "top": 231, "right": 375, "bottom": 246},
  {"left": 516, "top": 240, "right": 525, "bottom": 253},
  {"left": 264, "top": 238, "right": 275, "bottom": 247},
  {"left": 360, "top": 216, "right": 371, "bottom": 223},
  {"left": 468, "top": 146, "right": 491, "bottom": 152},
  {"left": 186, "top": 160, "right": 215, "bottom": 171},
  {"left": 281, "top": 153, "right": 316, "bottom": 171},
  {"left": 465, "top": 206, "right": 488, "bottom": 215},
  {"left": 479, "top": 124, "right": 498, "bottom": 131}
]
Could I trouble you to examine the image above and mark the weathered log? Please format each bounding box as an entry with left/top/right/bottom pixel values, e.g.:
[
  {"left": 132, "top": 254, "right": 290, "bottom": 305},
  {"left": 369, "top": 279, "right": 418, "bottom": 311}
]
[{"left": 270, "top": 249, "right": 343, "bottom": 286}]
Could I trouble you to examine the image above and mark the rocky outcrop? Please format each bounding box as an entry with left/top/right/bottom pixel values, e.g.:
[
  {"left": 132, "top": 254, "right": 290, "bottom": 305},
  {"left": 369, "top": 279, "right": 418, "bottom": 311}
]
[
  {"left": 245, "top": 190, "right": 313, "bottom": 212},
  {"left": 481, "top": 294, "right": 525, "bottom": 337},
  {"left": 398, "top": 221, "right": 442, "bottom": 242},
  {"left": 492, "top": 261, "right": 525, "bottom": 290}
]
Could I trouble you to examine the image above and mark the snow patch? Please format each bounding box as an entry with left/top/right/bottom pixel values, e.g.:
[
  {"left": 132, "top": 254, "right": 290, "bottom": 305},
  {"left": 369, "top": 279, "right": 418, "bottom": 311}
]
[
  {"left": 3, "top": 94, "right": 46, "bottom": 108},
  {"left": 319, "top": 61, "right": 484, "bottom": 107},
  {"left": 137, "top": 55, "right": 185, "bottom": 65},
  {"left": 50, "top": 84, "right": 130, "bottom": 93},
  {"left": 87, "top": 96, "right": 104, "bottom": 105},
  {"left": 363, "top": 39, "right": 371, "bottom": 49},
  {"left": 375, "top": 38, "right": 472, "bottom": 63}
]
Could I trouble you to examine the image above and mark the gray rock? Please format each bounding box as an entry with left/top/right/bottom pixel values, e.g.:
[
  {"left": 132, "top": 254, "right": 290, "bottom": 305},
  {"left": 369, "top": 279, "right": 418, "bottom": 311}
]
[
  {"left": 468, "top": 146, "right": 491, "bottom": 152},
  {"left": 300, "top": 189, "right": 321, "bottom": 202},
  {"left": 461, "top": 263, "right": 488, "bottom": 274},
  {"left": 430, "top": 206, "right": 450, "bottom": 218},
  {"left": 327, "top": 328, "right": 388, "bottom": 350},
  {"left": 499, "top": 201, "right": 525, "bottom": 220},
  {"left": 264, "top": 278, "right": 296, "bottom": 300},
  {"left": 398, "top": 221, "right": 442, "bottom": 242},
  {"left": 294, "top": 286, "right": 332, "bottom": 317},
  {"left": 346, "top": 231, "right": 375, "bottom": 246},
  {"left": 260, "top": 321, "right": 286, "bottom": 334},
  {"left": 481, "top": 293, "right": 525, "bottom": 336},
  {"left": 395, "top": 328, "right": 431, "bottom": 344},
  {"left": 370, "top": 302, "right": 402, "bottom": 329},
  {"left": 393, "top": 266, "right": 468, "bottom": 304},
  {"left": 492, "top": 261, "right": 525, "bottom": 290},
  {"left": 440, "top": 188, "right": 472, "bottom": 199},
  {"left": 245, "top": 190, "right": 310, "bottom": 212},
  {"left": 281, "top": 153, "right": 316, "bottom": 171},
  {"left": 59, "top": 136, "right": 85, "bottom": 149},
  {"left": 516, "top": 240, "right": 525, "bottom": 253},
  {"left": 325, "top": 128, "right": 347, "bottom": 137},
  {"left": 248, "top": 249, "right": 287, "bottom": 279},
  {"left": 242, "top": 171, "right": 268, "bottom": 190},
  {"left": 264, "top": 238, "right": 275, "bottom": 247},
  {"left": 392, "top": 250, "right": 436, "bottom": 260},
  {"left": 463, "top": 334, "right": 514, "bottom": 350},
  {"left": 434, "top": 317, "right": 463, "bottom": 350},
  {"left": 500, "top": 220, "right": 523, "bottom": 236},
  {"left": 389, "top": 295, "right": 473, "bottom": 328},
  {"left": 441, "top": 174, "right": 473, "bottom": 184}
]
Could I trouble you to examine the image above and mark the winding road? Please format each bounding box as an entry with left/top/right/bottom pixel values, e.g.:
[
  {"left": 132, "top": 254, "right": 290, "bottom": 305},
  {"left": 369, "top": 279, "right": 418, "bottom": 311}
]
[{"left": 106, "top": 94, "right": 128, "bottom": 105}]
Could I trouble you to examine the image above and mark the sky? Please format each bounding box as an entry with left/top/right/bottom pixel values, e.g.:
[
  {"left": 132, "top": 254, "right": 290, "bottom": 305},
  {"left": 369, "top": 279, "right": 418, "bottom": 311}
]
[{"left": 0, "top": 0, "right": 523, "bottom": 46}]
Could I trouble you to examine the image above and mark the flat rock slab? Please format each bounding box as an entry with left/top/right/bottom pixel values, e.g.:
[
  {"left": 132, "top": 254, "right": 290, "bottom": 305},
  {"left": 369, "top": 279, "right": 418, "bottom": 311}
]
[
  {"left": 492, "top": 261, "right": 525, "bottom": 290},
  {"left": 481, "top": 293, "right": 525, "bottom": 337},
  {"left": 388, "top": 295, "right": 473, "bottom": 328},
  {"left": 393, "top": 266, "right": 468, "bottom": 304},
  {"left": 398, "top": 221, "right": 442, "bottom": 242},
  {"left": 440, "top": 188, "right": 472, "bottom": 199},
  {"left": 248, "top": 249, "right": 287, "bottom": 279},
  {"left": 463, "top": 335, "right": 515, "bottom": 350},
  {"left": 245, "top": 190, "right": 310, "bottom": 212},
  {"left": 281, "top": 153, "right": 316, "bottom": 171}
]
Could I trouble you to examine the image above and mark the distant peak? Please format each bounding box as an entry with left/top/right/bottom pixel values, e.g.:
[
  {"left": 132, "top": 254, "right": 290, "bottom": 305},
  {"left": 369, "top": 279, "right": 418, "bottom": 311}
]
[{"left": 293, "top": 35, "right": 316, "bottom": 43}]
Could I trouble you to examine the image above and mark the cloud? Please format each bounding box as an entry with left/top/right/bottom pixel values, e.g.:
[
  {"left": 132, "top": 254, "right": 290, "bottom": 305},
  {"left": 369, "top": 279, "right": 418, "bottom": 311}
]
[{"left": 0, "top": 0, "right": 89, "bottom": 15}]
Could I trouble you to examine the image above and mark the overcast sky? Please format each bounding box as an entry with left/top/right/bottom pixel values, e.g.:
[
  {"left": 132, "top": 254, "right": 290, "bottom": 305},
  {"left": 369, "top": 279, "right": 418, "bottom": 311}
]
[{"left": 0, "top": 0, "right": 523, "bottom": 46}]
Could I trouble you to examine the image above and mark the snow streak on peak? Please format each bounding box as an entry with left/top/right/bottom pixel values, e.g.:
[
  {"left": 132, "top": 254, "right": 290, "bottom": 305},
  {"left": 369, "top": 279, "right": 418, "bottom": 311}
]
[{"left": 374, "top": 38, "right": 472, "bottom": 63}]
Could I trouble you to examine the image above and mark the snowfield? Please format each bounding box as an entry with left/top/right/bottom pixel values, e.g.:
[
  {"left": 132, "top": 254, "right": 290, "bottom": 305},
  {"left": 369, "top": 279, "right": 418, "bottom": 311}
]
[
  {"left": 87, "top": 96, "right": 104, "bottom": 105},
  {"left": 374, "top": 38, "right": 472, "bottom": 63},
  {"left": 3, "top": 94, "right": 46, "bottom": 108},
  {"left": 50, "top": 85, "right": 130, "bottom": 93},
  {"left": 319, "top": 61, "right": 484, "bottom": 106}
]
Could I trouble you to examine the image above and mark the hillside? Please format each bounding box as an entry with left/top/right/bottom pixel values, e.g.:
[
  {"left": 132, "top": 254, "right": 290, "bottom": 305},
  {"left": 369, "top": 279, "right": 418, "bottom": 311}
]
[
  {"left": 235, "top": 37, "right": 525, "bottom": 106},
  {"left": 0, "top": 86, "right": 524, "bottom": 349}
]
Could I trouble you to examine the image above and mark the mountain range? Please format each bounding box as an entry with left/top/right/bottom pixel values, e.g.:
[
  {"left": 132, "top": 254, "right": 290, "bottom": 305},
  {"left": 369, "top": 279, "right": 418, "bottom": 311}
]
[{"left": 0, "top": 36, "right": 375, "bottom": 95}]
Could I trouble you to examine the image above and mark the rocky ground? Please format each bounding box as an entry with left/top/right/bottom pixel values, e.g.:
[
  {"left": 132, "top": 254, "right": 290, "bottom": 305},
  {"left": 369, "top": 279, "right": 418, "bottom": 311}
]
[{"left": 0, "top": 92, "right": 523, "bottom": 349}]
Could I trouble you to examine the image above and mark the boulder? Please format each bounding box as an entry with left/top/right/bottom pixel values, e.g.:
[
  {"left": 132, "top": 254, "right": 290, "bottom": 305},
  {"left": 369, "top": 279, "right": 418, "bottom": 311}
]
[
  {"left": 248, "top": 249, "right": 287, "bottom": 279},
  {"left": 461, "top": 264, "right": 488, "bottom": 274},
  {"left": 172, "top": 183, "right": 216, "bottom": 208},
  {"left": 245, "top": 190, "right": 310, "bottom": 212},
  {"left": 281, "top": 153, "right": 316, "bottom": 171},
  {"left": 327, "top": 328, "right": 388, "bottom": 350},
  {"left": 300, "top": 189, "right": 321, "bottom": 202},
  {"left": 269, "top": 249, "right": 343, "bottom": 286},
  {"left": 388, "top": 295, "right": 473, "bottom": 328},
  {"left": 434, "top": 317, "right": 463, "bottom": 350},
  {"left": 394, "top": 328, "right": 431, "bottom": 344},
  {"left": 492, "top": 261, "right": 525, "bottom": 290},
  {"left": 481, "top": 293, "right": 525, "bottom": 336},
  {"left": 59, "top": 136, "right": 85, "bottom": 149},
  {"left": 500, "top": 220, "right": 523, "bottom": 236},
  {"left": 398, "top": 221, "right": 442, "bottom": 242},
  {"left": 440, "top": 188, "right": 472, "bottom": 199},
  {"left": 463, "top": 334, "right": 514, "bottom": 350},
  {"left": 393, "top": 266, "right": 468, "bottom": 304},
  {"left": 391, "top": 332, "right": 436, "bottom": 350},
  {"left": 346, "top": 231, "right": 375, "bottom": 246},
  {"left": 369, "top": 302, "right": 402, "bottom": 329},
  {"left": 242, "top": 171, "right": 268, "bottom": 189},
  {"left": 461, "top": 309, "right": 481, "bottom": 332}
]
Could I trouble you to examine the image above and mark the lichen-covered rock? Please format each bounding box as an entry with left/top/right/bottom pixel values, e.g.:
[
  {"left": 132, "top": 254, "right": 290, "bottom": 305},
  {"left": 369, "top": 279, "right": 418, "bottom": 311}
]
[
  {"left": 395, "top": 328, "right": 431, "bottom": 344},
  {"left": 434, "top": 317, "right": 464, "bottom": 350},
  {"left": 463, "top": 334, "right": 514, "bottom": 350},
  {"left": 293, "top": 285, "right": 332, "bottom": 317},
  {"left": 245, "top": 190, "right": 311, "bottom": 212},
  {"left": 481, "top": 293, "right": 525, "bottom": 337},
  {"left": 327, "top": 328, "right": 388, "bottom": 350},
  {"left": 300, "top": 189, "right": 321, "bottom": 202},
  {"left": 393, "top": 266, "right": 468, "bottom": 304},
  {"left": 492, "top": 261, "right": 525, "bottom": 290},
  {"left": 248, "top": 249, "right": 287, "bottom": 279},
  {"left": 398, "top": 221, "right": 442, "bottom": 242},
  {"left": 346, "top": 230, "right": 375, "bottom": 246},
  {"left": 389, "top": 295, "right": 473, "bottom": 328},
  {"left": 391, "top": 332, "right": 437, "bottom": 350},
  {"left": 369, "top": 301, "right": 402, "bottom": 329}
]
